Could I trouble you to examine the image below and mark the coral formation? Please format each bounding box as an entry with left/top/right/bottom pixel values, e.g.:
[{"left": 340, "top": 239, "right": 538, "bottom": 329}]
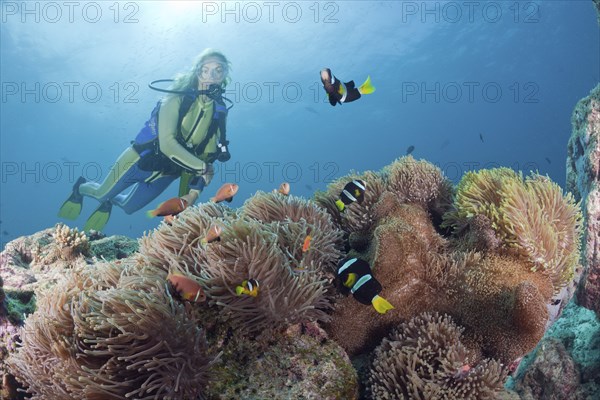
[
  {"left": 368, "top": 312, "right": 507, "bottom": 400},
  {"left": 50, "top": 223, "right": 90, "bottom": 260},
  {"left": 383, "top": 155, "right": 454, "bottom": 221},
  {"left": 137, "top": 192, "right": 343, "bottom": 335},
  {"left": 206, "top": 322, "right": 358, "bottom": 399},
  {"left": 443, "top": 169, "right": 582, "bottom": 292},
  {"left": 6, "top": 261, "right": 215, "bottom": 399},
  {"left": 568, "top": 84, "right": 600, "bottom": 317},
  {"left": 320, "top": 157, "right": 580, "bottom": 372},
  {"left": 509, "top": 302, "right": 600, "bottom": 399}
]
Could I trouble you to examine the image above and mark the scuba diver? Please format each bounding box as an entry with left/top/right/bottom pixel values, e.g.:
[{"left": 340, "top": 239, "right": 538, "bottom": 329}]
[{"left": 58, "top": 49, "right": 233, "bottom": 231}]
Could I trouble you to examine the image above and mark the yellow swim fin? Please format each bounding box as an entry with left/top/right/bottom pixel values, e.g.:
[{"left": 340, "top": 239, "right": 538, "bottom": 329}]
[
  {"left": 358, "top": 76, "right": 375, "bottom": 95},
  {"left": 84, "top": 201, "right": 112, "bottom": 232},
  {"left": 57, "top": 176, "right": 86, "bottom": 220},
  {"left": 372, "top": 295, "right": 394, "bottom": 314}
]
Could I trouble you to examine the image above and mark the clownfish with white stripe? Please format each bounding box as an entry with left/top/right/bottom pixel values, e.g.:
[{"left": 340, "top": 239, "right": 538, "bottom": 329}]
[
  {"left": 320, "top": 68, "right": 375, "bottom": 106},
  {"left": 335, "top": 179, "right": 366, "bottom": 212},
  {"left": 336, "top": 257, "right": 394, "bottom": 314},
  {"left": 235, "top": 279, "right": 260, "bottom": 297}
]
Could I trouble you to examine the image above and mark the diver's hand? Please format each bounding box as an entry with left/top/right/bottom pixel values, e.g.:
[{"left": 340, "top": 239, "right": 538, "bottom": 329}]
[{"left": 181, "top": 190, "right": 200, "bottom": 206}]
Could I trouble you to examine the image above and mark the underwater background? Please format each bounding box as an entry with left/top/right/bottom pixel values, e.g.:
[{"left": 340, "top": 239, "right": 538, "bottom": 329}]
[{"left": 0, "top": 0, "right": 598, "bottom": 247}]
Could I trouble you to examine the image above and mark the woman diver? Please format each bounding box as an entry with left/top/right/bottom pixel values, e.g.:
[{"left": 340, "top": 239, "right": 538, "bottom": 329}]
[{"left": 58, "top": 48, "right": 233, "bottom": 231}]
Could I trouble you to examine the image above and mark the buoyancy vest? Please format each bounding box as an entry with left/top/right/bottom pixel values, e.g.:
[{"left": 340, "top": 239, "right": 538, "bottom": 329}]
[{"left": 132, "top": 94, "right": 229, "bottom": 174}]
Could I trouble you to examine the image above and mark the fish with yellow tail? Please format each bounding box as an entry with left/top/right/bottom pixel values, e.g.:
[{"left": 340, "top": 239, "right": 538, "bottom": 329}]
[
  {"left": 200, "top": 224, "right": 222, "bottom": 247},
  {"left": 210, "top": 183, "right": 239, "bottom": 203},
  {"left": 335, "top": 179, "right": 366, "bottom": 212},
  {"left": 167, "top": 272, "right": 206, "bottom": 303},
  {"left": 336, "top": 257, "right": 394, "bottom": 314},
  {"left": 320, "top": 68, "right": 375, "bottom": 106},
  {"left": 235, "top": 279, "right": 260, "bottom": 297}
]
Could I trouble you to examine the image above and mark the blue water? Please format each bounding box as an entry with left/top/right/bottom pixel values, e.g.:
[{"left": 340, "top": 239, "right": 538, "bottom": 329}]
[{"left": 1, "top": 1, "right": 598, "bottom": 248}]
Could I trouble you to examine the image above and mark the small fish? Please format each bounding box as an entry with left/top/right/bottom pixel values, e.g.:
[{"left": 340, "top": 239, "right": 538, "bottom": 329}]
[
  {"left": 406, "top": 145, "right": 415, "bottom": 155},
  {"left": 277, "top": 182, "right": 290, "bottom": 196},
  {"left": 508, "top": 357, "right": 523, "bottom": 375},
  {"left": 335, "top": 179, "right": 366, "bottom": 212},
  {"left": 320, "top": 68, "right": 375, "bottom": 106},
  {"left": 545, "top": 157, "right": 552, "bottom": 164},
  {"left": 336, "top": 258, "right": 394, "bottom": 314},
  {"left": 302, "top": 235, "right": 312, "bottom": 252},
  {"left": 2, "top": 230, "right": 8, "bottom": 236},
  {"left": 201, "top": 224, "right": 222, "bottom": 247},
  {"left": 304, "top": 106, "right": 320, "bottom": 115},
  {"left": 479, "top": 133, "right": 484, "bottom": 142},
  {"left": 235, "top": 279, "right": 260, "bottom": 297},
  {"left": 211, "top": 183, "right": 239, "bottom": 203},
  {"left": 167, "top": 272, "right": 206, "bottom": 303},
  {"left": 453, "top": 364, "right": 472, "bottom": 380},
  {"left": 147, "top": 197, "right": 188, "bottom": 218}
]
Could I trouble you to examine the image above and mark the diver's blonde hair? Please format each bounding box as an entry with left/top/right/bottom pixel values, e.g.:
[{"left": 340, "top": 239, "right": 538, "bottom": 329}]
[{"left": 168, "top": 48, "right": 231, "bottom": 98}]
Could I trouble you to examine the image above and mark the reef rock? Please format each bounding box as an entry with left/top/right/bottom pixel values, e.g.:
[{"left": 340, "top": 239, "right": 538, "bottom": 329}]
[
  {"left": 567, "top": 84, "right": 600, "bottom": 317},
  {"left": 514, "top": 338, "right": 582, "bottom": 400},
  {"left": 206, "top": 321, "right": 358, "bottom": 400}
]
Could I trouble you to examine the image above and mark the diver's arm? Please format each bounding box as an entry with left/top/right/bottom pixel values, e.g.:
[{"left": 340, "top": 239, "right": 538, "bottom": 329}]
[{"left": 157, "top": 96, "right": 207, "bottom": 173}]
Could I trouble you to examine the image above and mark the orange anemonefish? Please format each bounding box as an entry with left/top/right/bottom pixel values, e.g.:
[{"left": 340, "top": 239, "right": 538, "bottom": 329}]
[
  {"left": 147, "top": 197, "right": 188, "bottom": 218},
  {"left": 277, "top": 182, "right": 290, "bottom": 196},
  {"left": 320, "top": 68, "right": 375, "bottom": 107},
  {"left": 453, "top": 364, "right": 472, "bottom": 380},
  {"left": 336, "top": 258, "right": 394, "bottom": 314},
  {"left": 211, "top": 183, "right": 239, "bottom": 203},
  {"left": 167, "top": 272, "right": 206, "bottom": 303},
  {"left": 335, "top": 179, "right": 366, "bottom": 212},
  {"left": 201, "top": 224, "right": 222, "bottom": 247},
  {"left": 235, "top": 279, "right": 260, "bottom": 297},
  {"left": 302, "top": 235, "right": 312, "bottom": 253},
  {"left": 147, "top": 192, "right": 198, "bottom": 218}
]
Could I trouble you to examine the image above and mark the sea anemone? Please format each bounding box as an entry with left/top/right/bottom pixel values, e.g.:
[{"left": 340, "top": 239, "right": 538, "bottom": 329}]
[
  {"left": 368, "top": 312, "right": 507, "bottom": 400},
  {"left": 7, "top": 262, "right": 215, "bottom": 399},
  {"left": 442, "top": 169, "right": 582, "bottom": 292}
]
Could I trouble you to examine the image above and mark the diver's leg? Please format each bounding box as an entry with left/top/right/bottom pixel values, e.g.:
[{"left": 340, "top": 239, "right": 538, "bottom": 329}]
[
  {"left": 113, "top": 174, "right": 178, "bottom": 214},
  {"left": 79, "top": 147, "right": 148, "bottom": 202}
]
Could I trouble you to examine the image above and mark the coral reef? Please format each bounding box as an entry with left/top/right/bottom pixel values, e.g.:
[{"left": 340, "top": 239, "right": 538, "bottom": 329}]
[
  {"left": 50, "top": 223, "right": 90, "bottom": 261},
  {"left": 368, "top": 312, "right": 507, "bottom": 400},
  {"left": 443, "top": 169, "right": 582, "bottom": 292},
  {"left": 568, "top": 84, "right": 600, "bottom": 317},
  {"left": 88, "top": 234, "right": 138, "bottom": 261},
  {"left": 320, "top": 158, "right": 577, "bottom": 369},
  {"left": 509, "top": 301, "right": 600, "bottom": 399},
  {"left": 138, "top": 192, "right": 343, "bottom": 334},
  {"left": 206, "top": 321, "right": 358, "bottom": 399},
  {"left": 6, "top": 261, "right": 216, "bottom": 399},
  {"left": 0, "top": 190, "right": 353, "bottom": 398}
]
